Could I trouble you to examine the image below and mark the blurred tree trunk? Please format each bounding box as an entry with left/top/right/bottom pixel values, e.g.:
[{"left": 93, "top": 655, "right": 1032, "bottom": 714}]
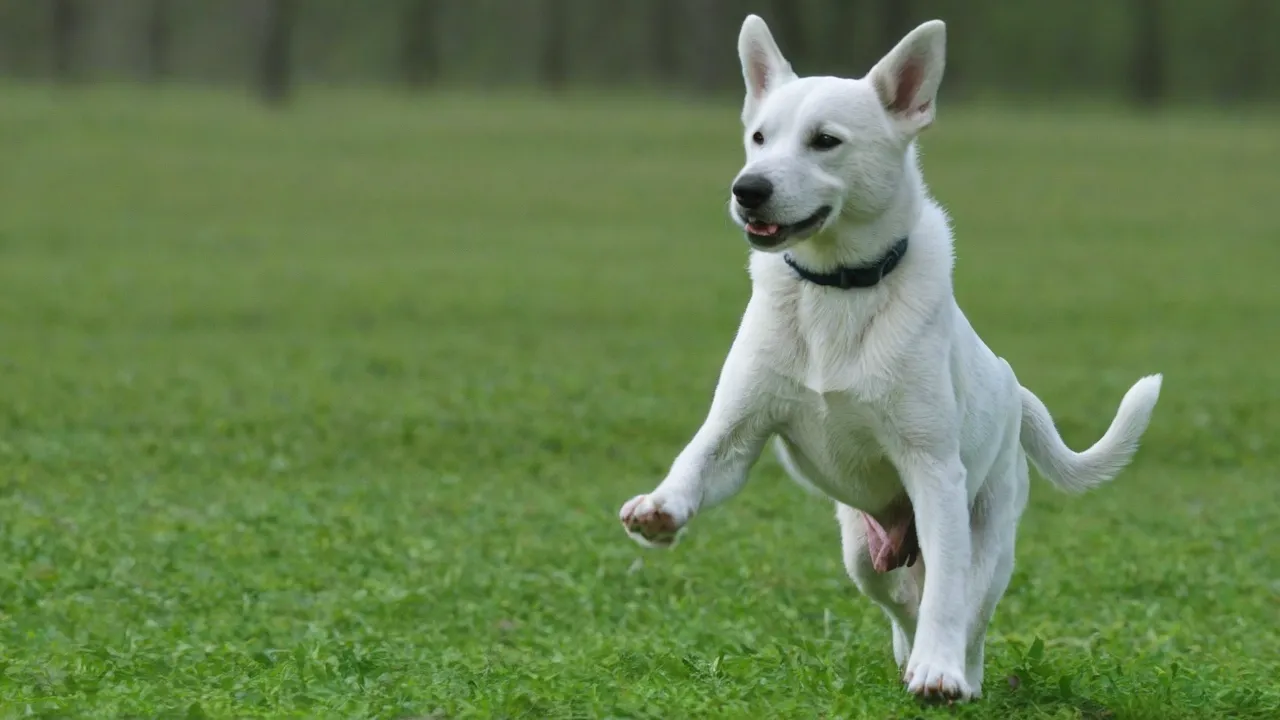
[
  {"left": 690, "top": 0, "right": 730, "bottom": 94},
  {"left": 649, "top": 0, "right": 679, "bottom": 85},
  {"left": 256, "top": 0, "right": 294, "bottom": 106},
  {"left": 825, "top": 0, "right": 863, "bottom": 77},
  {"left": 583, "top": 0, "right": 621, "bottom": 83},
  {"left": 51, "top": 0, "right": 80, "bottom": 82},
  {"left": 766, "top": 0, "right": 805, "bottom": 70},
  {"left": 400, "top": 0, "right": 437, "bottom": 88},
  {"left": 1129, "top": 0, "right": 1164, "bottom": 107},
  {"left": 879, "top": 0, "right": 912, "bottom": 53},
  {"left": 1223, "top": 0, "right": 1265, "bottom": 102},
  {"left": 539, "top": 0, "right": 568, "bottom": 91},
  {"left": 144, "top": 0, "right": 171, "bottom": 82}
]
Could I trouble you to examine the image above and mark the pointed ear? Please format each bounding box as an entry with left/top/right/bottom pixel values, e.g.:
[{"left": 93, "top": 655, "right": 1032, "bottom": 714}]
[
  {"left": 868, "top": 20, "right": 946, "bottom": 135},
  {"left": 738, "top": 14, "right": 795, "bottom": 121}
]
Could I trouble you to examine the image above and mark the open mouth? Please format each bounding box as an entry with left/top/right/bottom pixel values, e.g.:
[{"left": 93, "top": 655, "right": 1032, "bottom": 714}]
[{"left": 741, "top": 206, "right": 832, "bottom": 248}]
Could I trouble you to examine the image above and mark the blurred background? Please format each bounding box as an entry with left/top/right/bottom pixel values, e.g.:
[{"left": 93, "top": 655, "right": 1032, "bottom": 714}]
[
  {"left": 2, "top": 1, "right": 1279, "bottom": 716},
  {"left": 2, "top": 0, "right": 1279, "bottom": 107}
]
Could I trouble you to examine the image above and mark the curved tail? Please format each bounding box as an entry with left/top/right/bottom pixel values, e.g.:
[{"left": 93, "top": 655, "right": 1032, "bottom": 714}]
[{"left": 1019, "top": 374, "right": 1163, "bottom": 494}]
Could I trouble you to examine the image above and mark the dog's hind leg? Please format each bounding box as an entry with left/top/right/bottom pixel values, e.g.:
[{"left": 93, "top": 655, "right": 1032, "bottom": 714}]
[
  {"left": 837, "top": 503, "right": 922, "bottom": 669},
  {"left": 963, "top": 545, "right": 1013, "bottom": 696},
  {"left": 959, "top": 456, "right": 1027, "bottom": 696}
]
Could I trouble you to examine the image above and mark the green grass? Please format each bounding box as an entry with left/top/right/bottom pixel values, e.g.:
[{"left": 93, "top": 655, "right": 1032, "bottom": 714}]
[{"left": 0, "top": 83, "right": 1278, "bottom": 719}]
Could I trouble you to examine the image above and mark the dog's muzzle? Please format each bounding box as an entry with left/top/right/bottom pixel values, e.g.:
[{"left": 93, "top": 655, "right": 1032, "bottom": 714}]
[{"left": 734, "top": 205, "right": 832, "bottom": 250}]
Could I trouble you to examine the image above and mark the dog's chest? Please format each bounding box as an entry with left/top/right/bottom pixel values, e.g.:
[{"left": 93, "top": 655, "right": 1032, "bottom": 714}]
[
  {"left": 785, "top": 284, "right": 892, "bottom": 395},
  {"left": 776, "top": 391, "right": 904, "bottom": 513},
  {"left": 753, "top": 264, "right": 911, "bottom": 511}
]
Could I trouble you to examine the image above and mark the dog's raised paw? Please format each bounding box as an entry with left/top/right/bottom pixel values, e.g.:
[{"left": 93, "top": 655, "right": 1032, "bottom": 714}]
[
  {"left": 904, "top": 659, "right": 972, "bottom": 703},
  {"left": 618, "top": 494, "right": 688, "bottom": 548}
]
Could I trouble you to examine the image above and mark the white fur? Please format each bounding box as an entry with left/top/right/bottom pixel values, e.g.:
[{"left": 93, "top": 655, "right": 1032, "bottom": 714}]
[{"left": 619, "top": 14, "right": 1165, "bottom": 702}]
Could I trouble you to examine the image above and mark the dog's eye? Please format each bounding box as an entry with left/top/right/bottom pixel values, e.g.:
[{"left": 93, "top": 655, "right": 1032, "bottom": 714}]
[
  {"left": 751, "top": 131, "right": 765, "bottom": 145},
  {"left": 811, "top": 133, "right": 843, "bottom": 150}
]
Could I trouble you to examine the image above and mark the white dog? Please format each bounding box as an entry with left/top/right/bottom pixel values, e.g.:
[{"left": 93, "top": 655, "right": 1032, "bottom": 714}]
[{"left": 618, "top": 14, "right": 1163, "bottom": 702}]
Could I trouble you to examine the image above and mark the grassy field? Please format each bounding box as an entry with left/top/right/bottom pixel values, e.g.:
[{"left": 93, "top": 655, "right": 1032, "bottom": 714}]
[{"left": 0, "top": 84, "right": 1277, "bottom": 719}]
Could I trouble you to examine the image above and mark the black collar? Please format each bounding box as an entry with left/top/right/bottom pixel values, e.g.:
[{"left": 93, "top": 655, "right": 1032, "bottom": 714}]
[{"left": 783, "top": 236, "right": 909, "bottom": 290}]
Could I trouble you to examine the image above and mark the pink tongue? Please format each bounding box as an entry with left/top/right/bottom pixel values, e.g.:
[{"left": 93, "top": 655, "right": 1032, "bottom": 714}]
[{"left": 747, "top": 222, "right": 779, "bottom": 236}]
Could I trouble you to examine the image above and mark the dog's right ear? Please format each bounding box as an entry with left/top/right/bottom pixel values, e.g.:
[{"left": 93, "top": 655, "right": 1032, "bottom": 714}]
[{"left": 738, "top": 14, "right": 795, "bottom": 122}]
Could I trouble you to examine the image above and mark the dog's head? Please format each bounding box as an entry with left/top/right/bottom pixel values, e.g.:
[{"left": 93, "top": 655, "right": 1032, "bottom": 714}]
[{"left": 728, "top": 15, "right": 946, "bottom": 252}]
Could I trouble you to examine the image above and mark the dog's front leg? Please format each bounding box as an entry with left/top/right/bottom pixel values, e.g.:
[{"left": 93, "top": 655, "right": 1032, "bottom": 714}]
[
  {"left": 619, "top": 410, "right": 770, "bottom": 548},
  {"left": 893, "top": 449, "right": 973, "bottom": 701},
  {"left": 618, "top": 363, "right": 772, "bottom": 549}
]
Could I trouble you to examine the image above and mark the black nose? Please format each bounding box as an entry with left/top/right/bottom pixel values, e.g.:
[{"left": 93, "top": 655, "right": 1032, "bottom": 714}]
[{"left": 732, "top": 174, "right": 773, "bottom": 210}]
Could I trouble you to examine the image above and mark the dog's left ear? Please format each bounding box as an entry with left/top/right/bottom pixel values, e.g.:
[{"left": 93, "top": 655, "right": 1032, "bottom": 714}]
[
  {"left": 869, "top": 19, "right": 946, "bottom": 136},
  {"left": 738, "top": 14, "right": 796, "bottom": 123}
]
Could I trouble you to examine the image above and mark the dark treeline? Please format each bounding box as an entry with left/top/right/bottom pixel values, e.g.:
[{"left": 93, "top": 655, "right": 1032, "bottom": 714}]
[{"left": 1, "top": 0, "right": 1277, "bottom": 108}]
